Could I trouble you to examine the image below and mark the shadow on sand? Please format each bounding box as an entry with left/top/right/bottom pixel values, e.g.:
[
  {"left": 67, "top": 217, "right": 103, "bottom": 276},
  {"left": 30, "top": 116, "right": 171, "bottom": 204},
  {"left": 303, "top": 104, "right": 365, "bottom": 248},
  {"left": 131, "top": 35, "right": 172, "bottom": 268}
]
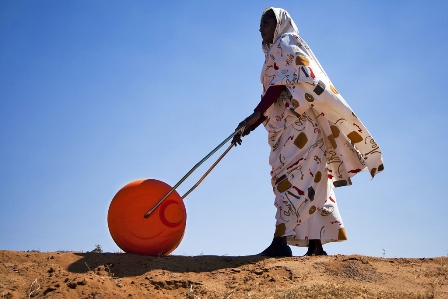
[{"left": 67, "top": 253, "right": 270, "bottom": 278}]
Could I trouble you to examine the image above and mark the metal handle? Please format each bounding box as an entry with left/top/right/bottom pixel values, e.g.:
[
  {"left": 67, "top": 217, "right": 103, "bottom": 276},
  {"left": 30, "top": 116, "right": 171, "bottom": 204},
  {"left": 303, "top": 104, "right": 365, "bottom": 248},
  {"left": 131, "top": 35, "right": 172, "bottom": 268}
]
[
  {"left": 143, "top": 127, "right": 244, "bottom": 218},
  {"left": 181, "top": 142, "right": 233, "bottom": 199}
]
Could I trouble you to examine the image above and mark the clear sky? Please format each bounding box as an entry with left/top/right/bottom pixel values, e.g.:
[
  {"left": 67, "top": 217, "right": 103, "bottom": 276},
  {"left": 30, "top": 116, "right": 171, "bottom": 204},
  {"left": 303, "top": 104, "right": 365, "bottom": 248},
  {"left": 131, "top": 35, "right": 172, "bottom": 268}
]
[{"left": 1, "top": 0, "right": 447, "bottom": 258}]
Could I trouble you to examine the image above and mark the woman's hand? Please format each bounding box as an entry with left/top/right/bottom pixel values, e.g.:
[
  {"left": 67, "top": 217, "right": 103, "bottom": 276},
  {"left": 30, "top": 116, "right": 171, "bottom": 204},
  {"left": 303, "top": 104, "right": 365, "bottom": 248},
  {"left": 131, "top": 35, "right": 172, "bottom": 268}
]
[
  {"left": 232, "top": 128, "right": 251, "bottom": 146},
  {"left": 232, "top": 111, "right": 261, "bottom": 146}
]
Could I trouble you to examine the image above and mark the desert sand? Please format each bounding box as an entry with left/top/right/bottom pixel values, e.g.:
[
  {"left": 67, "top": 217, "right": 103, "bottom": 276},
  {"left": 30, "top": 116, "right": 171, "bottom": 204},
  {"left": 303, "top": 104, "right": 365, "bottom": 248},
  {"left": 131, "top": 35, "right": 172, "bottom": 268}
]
[{"left": 0, "top": 250, "right": 447, "bottom": 298}]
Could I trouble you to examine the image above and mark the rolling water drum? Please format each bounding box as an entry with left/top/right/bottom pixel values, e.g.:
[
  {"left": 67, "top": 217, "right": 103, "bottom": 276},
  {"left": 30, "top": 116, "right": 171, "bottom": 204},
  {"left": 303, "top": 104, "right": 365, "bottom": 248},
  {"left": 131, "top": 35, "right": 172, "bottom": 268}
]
[
  {"left": 107, "top": 128, "right": 245, "bottom": 256},
  {"left": 108, "top": 179, "right": 186, "bottom": 256}
]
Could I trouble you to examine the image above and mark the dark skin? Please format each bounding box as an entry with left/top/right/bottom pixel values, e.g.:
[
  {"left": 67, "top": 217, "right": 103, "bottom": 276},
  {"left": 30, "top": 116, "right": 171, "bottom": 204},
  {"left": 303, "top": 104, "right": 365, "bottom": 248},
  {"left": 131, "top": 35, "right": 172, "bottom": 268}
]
[
  {"left": 232, "top": 12, "right": 277, "bottom": 146},
  {"left": 259, "top": 12, "right": 277, "bottom": 44}
]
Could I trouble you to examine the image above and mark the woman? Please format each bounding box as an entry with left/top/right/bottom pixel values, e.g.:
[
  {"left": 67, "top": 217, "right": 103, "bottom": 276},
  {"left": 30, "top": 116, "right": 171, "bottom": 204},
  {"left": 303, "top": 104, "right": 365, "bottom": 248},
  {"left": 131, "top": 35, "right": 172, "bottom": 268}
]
[{"left": 233, "top": 7, "right": 384, "bottom": 257}]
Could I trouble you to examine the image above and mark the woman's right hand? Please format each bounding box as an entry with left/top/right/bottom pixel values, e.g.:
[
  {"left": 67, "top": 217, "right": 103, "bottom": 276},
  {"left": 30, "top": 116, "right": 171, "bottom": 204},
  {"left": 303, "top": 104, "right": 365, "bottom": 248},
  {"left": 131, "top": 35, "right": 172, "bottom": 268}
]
[{"left": 232, "top": 111, "right": 261, "bottom": 146}]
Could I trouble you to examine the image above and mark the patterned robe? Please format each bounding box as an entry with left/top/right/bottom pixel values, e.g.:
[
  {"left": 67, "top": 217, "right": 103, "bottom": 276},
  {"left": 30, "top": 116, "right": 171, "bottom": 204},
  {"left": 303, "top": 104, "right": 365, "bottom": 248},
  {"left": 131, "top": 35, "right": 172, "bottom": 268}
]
[{"left": 260, "top": 7, "right": 384, "bottom": 246}]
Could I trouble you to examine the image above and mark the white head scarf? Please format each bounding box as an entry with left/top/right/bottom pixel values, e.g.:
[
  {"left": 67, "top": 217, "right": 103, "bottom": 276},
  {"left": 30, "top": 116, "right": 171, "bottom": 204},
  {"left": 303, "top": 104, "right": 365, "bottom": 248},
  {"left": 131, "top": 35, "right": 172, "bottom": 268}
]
[
  {"left": 261, "top": 7, "right": 329, "bottom": 81},
  {"left": 261, "top": 7, "right": 298, "bottom": 53}
]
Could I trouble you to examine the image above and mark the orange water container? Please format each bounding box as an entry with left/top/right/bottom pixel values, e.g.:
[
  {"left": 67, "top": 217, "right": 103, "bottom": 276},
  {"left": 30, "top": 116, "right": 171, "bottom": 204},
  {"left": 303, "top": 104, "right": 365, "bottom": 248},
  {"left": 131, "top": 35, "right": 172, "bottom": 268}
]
[
  {"left": 107, "top": 131, "right": 239, "bottom": 255},
  {"left": 107, "top": 179, "right": 186, "bottom": 256}
]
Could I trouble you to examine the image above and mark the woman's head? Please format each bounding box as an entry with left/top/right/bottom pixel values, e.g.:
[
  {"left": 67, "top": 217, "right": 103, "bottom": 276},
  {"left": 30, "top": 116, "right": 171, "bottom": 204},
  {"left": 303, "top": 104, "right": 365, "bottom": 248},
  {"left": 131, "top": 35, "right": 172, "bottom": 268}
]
[
  {"left": 260, "top": 9, "right": 277, "bottom": 44},
  {"left": 260, "top": 8, "right": 298, "bottom": 47}
]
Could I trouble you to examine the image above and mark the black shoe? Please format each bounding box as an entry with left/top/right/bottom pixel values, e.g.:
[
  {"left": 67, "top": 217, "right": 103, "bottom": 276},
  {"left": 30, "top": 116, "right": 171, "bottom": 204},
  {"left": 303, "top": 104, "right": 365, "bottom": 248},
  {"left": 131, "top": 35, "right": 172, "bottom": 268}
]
[
  {"left": 257, "top": 236, "right": 292, "bottom": 257},
  {"left": 315, "top": 248, "right": 328, "bottom": 256},
  {"left": 304, "top": 239, "right": 327, "bottom": 256},
  {"left": 304, "top": 247, "right": 315, "bottom": 256},
  {"left": 304, "top": 248, "right": 328, "bottom": 256}
]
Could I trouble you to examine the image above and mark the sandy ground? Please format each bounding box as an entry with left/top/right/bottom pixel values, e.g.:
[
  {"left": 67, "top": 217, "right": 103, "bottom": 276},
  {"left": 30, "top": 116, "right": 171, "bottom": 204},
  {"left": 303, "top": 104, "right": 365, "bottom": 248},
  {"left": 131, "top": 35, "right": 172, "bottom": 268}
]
[{"left": 0, "top": 250, "right": 447, "bottom": 299}]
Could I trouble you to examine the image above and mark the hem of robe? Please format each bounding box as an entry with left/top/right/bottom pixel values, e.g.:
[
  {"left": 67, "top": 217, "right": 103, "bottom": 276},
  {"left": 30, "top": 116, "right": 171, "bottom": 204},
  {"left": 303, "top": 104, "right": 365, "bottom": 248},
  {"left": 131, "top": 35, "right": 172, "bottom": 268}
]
[
  {"left": 286, "top": 227, "right": 348, "bottom": 247},
  {"left": 286, "top": 237, "right": 347, "bottom": 247}
]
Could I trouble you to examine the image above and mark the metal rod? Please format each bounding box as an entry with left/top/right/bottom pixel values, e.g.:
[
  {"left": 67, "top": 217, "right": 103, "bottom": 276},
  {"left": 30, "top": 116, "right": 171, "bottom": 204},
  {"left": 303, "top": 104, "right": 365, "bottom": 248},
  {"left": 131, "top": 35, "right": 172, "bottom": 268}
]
[
  {"left": 181, "top": 143, "right": 233, "bottom": 199},
  {"left": 143, "top": 128, "right": 243, "bottom": 218}
]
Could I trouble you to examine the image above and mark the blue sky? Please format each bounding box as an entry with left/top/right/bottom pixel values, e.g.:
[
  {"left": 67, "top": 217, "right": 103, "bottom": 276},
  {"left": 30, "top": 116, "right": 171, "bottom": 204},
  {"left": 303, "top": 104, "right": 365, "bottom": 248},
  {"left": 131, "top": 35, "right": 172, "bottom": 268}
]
[{"left": 1, "top": 0, "right": 447, "bottom": 258}]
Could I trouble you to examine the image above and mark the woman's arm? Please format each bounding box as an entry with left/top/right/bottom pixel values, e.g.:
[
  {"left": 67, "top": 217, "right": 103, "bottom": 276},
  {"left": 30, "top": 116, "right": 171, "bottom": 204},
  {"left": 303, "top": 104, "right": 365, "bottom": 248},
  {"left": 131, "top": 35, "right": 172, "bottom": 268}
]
[{"left": 232, "top": 85, "right": 286, "bottom": 145}]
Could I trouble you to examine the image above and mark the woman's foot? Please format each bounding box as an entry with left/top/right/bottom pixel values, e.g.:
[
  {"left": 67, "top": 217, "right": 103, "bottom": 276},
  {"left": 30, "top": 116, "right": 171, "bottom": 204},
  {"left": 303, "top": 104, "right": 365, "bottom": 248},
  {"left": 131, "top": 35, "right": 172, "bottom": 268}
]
[
  {"left": 304, "top": 247, "right": 328, "bottom": 256},
  {"left": 257, "top": 236, "right": 292, "bottom": 257},
  {"left": 304, "top": 239, "right": 327, "bottom": 256}
]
